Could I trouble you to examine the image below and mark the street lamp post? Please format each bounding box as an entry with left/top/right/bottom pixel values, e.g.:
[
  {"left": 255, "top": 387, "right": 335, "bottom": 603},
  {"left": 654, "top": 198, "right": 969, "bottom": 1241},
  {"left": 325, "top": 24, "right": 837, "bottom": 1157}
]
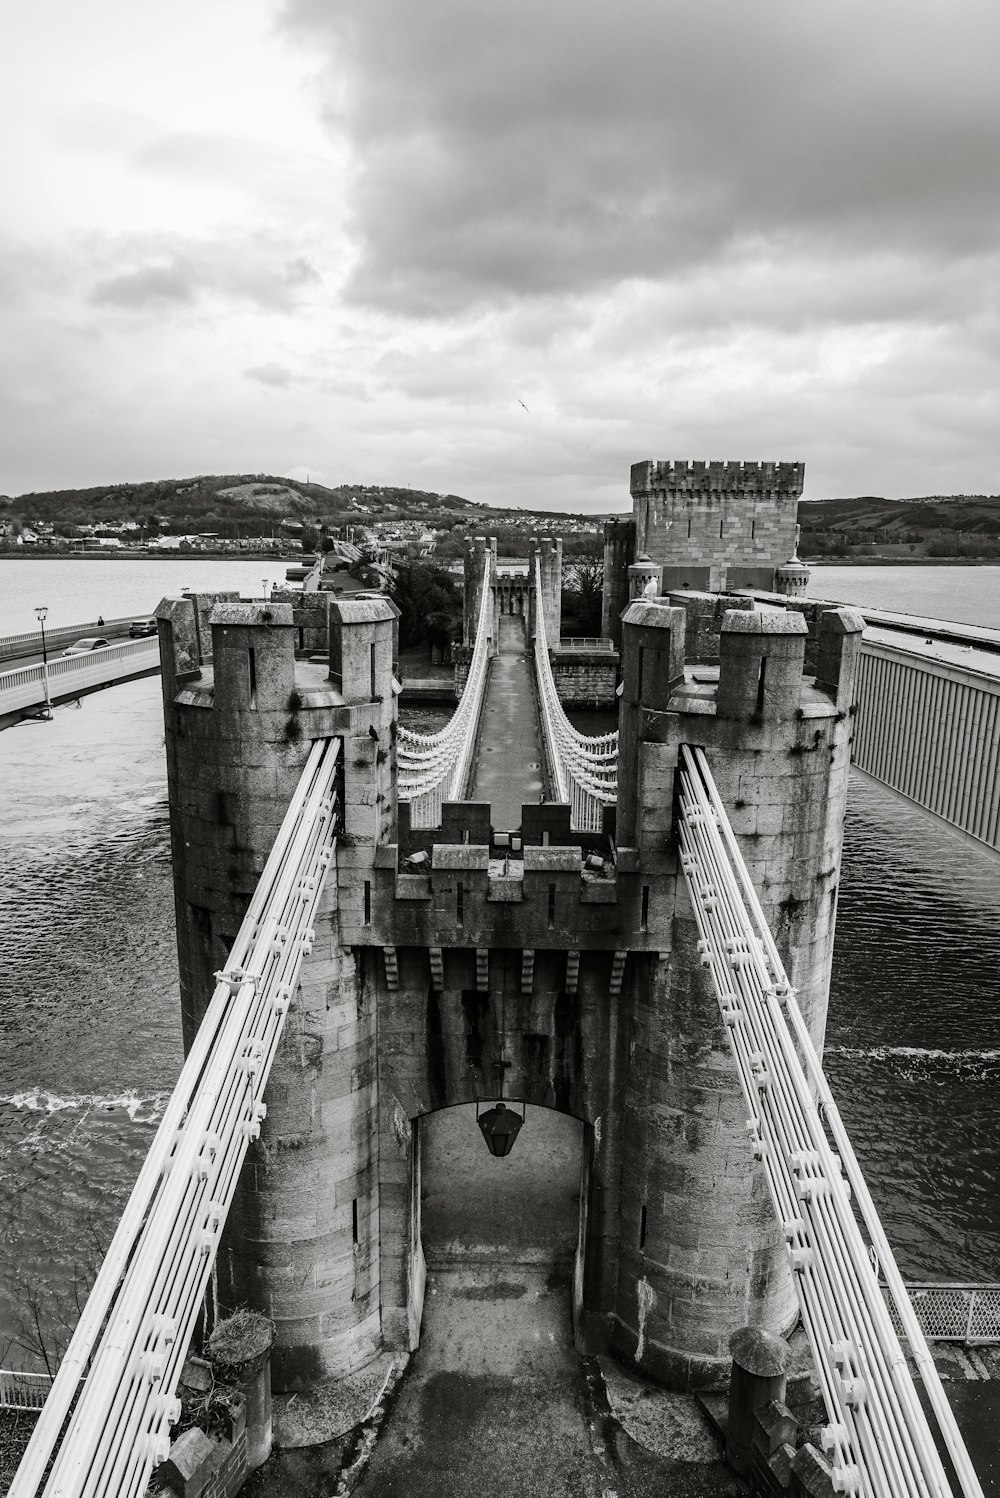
[
  {"left": 261, "top": 578, "right": 270, "bottom": 600},
  {"left": 34, "top": 605, "right": 52, "bottom": 720}
]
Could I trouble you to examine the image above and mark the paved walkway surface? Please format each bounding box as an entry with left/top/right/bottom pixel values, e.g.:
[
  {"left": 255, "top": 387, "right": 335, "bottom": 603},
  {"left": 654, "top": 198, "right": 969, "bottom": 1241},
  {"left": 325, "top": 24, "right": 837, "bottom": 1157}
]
[
  {"left": 352, "top": 1106, "right": 742, "bottom": 1498},
  {"left": 468, "top": 614, "right": 543, "bottom": 831}
]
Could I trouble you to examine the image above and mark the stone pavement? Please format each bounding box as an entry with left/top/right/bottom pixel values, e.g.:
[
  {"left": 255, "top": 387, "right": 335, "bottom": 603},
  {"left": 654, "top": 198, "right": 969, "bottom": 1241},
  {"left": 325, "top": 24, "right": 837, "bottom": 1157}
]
[{"left": 352, "top": 1264, "right": 745, "bottom": 1498}]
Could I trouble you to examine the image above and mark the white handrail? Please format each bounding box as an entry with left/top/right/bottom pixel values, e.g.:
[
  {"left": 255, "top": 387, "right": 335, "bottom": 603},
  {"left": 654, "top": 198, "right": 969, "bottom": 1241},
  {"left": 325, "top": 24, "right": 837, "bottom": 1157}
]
[
  {"left": 397, "top": 562, "right": 494, "bottom": 827},
  {"left": 10, "top": 737, "right": 342, "bottom": 1498},
  {"left": 677, "top": 743, "right": 982, "bottom": 1498},
  {"left": 531, "top": 558, "right": 618, "bottom": 832}
]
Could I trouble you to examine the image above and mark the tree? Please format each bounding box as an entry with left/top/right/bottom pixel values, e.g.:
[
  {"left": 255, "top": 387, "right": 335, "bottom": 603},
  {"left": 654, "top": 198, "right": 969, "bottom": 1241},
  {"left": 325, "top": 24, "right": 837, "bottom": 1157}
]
[
  {"left": 390, "top": 561, "right": 462, "bottom": 653},
  {"left": 560, "top": 543, "right": 604, "bottom": 636}
]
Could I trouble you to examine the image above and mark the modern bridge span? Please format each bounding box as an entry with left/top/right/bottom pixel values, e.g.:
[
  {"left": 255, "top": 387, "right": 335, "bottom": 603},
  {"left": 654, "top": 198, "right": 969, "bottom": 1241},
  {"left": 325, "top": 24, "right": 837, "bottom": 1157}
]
[{"left": 9, "top": 460, "right": 994, "bottom": 1498}]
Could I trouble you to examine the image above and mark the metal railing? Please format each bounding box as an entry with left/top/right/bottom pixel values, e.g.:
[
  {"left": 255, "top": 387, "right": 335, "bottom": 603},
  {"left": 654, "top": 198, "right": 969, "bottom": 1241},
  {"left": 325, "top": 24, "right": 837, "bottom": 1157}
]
[
  {"left": 881, "top": 1285, "right": 1000, "bottom": 1345},
  {"left": 532, "top": 560, "right": 618, "bottom": 831},
  {"left": 0, "top": 1371, "right": 53, "bottom": 1412},
  {"left": 10, "top": 737, "right": 341, "bottom": 1498},
  {"left": 0, "top": 616, "right": 138, "bottom": 664},
  {"left": 0, "top": 638, "right": 160, "bottom": 716},
  {"left": 396, "top": 565, "right": 493, "bottom": 827},
  {"left": 677, "top": 743, "right": 981, "bottom": 1498},
  {"left": 556, "top": 637, "right": 616, "bottom": 652}
]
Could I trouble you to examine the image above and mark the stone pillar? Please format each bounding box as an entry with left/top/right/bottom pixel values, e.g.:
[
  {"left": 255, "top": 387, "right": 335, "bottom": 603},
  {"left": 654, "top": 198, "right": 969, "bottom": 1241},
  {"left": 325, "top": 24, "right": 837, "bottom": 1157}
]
[
  {"left": 463, "top": 536, "right": 493, "bottom": 648},
  {"left": 716, "top": 609, "right": 808, "bottom": 722},
  {"left": 615, "top": 602, "right": 686, "bottom": 856},
  {"left": 207, "top": 1312, "right": 275, "bottom": 1472},
  {"left": 815, "top": 607, "right": 865, "bottom": 712},
  {"left": 528, "top": 534, "right": 562, "bottom": 646},
  {"left": 601, "top": 518, "right": 635, "bottom": 648},
  {"left": 726, "top": 1326, "right": 792, "bottom": 1476}
]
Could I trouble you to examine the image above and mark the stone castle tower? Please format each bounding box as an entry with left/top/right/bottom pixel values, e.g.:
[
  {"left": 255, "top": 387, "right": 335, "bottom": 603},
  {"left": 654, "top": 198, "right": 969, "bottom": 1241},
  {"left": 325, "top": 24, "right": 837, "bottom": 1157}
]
[
  {"left": 155, "top": 458, "right": 858, "bottom": 1394},
  {"left": 603, "top": 460, "right": 810, "bottom": 644}
]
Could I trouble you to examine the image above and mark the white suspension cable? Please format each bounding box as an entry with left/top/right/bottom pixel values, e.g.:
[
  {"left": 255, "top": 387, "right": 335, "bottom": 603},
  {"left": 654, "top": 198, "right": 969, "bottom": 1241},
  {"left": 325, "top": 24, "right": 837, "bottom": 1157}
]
[
  {"left": 397, "top": 561, "right": 494, "bottom": 827},
  {"left": 531, "top": 557, "right": 618, "bottom": 832},
  {"left": 677, "top": 743, "right": 982, "bottom": 1498},
  {"left": 11, "top": 737, "right": 343, "bottom": 1498}
]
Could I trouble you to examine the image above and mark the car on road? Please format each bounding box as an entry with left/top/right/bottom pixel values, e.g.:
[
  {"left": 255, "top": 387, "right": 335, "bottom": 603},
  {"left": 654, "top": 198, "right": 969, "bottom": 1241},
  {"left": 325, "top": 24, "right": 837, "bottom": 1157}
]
[
  {"left": 128, "top": 618, "right": 158, "bottom": 638},
  {"left": 62, "top": 637, "right": 110, "bottom": 656}
]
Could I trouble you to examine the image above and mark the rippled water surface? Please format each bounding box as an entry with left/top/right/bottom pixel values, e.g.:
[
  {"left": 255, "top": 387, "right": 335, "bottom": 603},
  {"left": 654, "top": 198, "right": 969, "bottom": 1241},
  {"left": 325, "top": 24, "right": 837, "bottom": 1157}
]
[
  {"left": 0, "top": 562, "right": 998, "bottom": 1369},
  {"left": 0, "top": 678, "right": 181, "bottom": 1365}
]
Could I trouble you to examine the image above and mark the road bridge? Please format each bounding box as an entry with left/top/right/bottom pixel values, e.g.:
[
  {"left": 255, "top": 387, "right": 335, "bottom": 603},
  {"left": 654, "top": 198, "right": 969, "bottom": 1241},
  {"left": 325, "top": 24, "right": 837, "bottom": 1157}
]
[
  {"left": 0, "top": 637, "right": 161, "bottom": 728},
  {"left": 7, "top": 462, "right": 993, "bottom": 1498}
]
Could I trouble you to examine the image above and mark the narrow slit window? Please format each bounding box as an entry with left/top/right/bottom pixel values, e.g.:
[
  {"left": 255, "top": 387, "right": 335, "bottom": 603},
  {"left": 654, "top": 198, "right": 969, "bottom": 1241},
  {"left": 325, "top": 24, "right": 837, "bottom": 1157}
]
[
  {"left": 687, "top": 517, "right": 692, "bottom": 538},
  {"left": 456, "top": 881, "right": 464, "bottom": 926},
  {"left": 364, "top": 880, "right": 371, "bottom": 925},
  {"left": 352, "top": 1198, "right": 359, "bottom": 1244},
  {"left": 640, "top": 1204, "right": 647, "bottom": 1250},
  {"left": 298, "top": 625, "right": 305, "bottom": 650},
  {"left": 248, "top": 647, "right": 257, "bottom": 709},
  {"left": 548, "top": 883, "right": 556, "bottom": 929},
  {"left": 640, "top": 884, "right": 649, "bottom": 932},
  {"left": 751, "top": 518, "right": 756, "bottom": 539},
  {"left": 719, "top": 517, "right": 725, "bottom": 539},
  {"left": 756, "top": 656, "right": 768, "bottom": 715},
  {"left": 370, "top": 642, "right": 377, "bottom": 700}
]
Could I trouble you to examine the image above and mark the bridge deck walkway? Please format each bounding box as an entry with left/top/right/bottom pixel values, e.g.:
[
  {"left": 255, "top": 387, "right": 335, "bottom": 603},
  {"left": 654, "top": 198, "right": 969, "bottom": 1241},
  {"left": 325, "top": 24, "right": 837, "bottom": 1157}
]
[{"left": 467, "top": 614, "right": 544, "bottom": 831}]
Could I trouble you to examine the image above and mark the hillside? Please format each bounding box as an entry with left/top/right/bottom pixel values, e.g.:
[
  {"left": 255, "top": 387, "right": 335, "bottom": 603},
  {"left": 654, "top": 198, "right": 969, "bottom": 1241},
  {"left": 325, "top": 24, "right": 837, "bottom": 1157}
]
[
  {"left": 799, "top": 495, "right": 1000, "bottom": 558},
  {"left": 0, "top": 475, "right": 481, "bottom": 537}
]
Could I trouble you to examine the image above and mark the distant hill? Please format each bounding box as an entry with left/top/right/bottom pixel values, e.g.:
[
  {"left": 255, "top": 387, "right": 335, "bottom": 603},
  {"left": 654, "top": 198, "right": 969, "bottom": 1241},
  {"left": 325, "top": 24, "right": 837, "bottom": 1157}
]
[
  {"left": 800, "top": 495, "right": 1000, "bottom": 558},
  {"left": 4, "top": 475, "right": 482, "bottom": 538}
]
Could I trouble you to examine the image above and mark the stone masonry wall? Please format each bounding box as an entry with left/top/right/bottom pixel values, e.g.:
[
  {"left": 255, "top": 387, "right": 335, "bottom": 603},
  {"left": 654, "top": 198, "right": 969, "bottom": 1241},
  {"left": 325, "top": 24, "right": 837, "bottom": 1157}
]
[
  {"left": 550, "top": 651, "right": 619, "bottom": 708},
  {"left": 630, "top": 460, "right": 803, "bottom": 594}
]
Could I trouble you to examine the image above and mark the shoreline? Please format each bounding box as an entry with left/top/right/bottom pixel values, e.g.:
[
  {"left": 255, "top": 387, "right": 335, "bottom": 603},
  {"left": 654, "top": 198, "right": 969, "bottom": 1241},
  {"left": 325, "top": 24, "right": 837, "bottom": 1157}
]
[
  {"left": 806, "top": 556, "right": 999, "bottom": 567},
  {"left": 0, "top": 550, "right": 301, "bottom": 563}
]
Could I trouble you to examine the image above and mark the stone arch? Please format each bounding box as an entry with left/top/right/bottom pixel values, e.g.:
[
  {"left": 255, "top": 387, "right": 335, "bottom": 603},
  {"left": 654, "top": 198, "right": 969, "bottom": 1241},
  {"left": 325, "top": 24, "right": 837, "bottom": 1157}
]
[{"left": 370, "top": 944, "right": 628, "bottom": 1359}]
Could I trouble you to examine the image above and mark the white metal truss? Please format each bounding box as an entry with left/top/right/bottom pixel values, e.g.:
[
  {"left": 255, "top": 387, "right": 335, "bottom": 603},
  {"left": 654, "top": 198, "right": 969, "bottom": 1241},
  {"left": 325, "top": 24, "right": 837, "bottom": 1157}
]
[
  {"left": 677, "top": 743, "right": 982, "bottom": 1498},
  {"left": 396, "top": 559, "right": 493, "bottom": 827},
  {"left": 10, "top": 736, "right": 342, "bottom": 1498},
  {"left": 531, "top": 557, "right": 618, "bottom": 831}
]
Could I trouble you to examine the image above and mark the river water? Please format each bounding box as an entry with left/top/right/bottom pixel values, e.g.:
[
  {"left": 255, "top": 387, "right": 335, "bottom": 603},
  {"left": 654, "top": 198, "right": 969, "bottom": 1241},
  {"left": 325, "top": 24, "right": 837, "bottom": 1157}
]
[{"left": 0, "top": 562, "right": 998, "bottom": 1369}]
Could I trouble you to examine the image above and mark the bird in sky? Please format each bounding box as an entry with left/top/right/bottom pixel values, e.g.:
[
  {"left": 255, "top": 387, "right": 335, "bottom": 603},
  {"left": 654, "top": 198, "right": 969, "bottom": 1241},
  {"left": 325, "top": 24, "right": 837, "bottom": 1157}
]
[{"left": 517, "top": 398, "right": 529, "bottom": 411}]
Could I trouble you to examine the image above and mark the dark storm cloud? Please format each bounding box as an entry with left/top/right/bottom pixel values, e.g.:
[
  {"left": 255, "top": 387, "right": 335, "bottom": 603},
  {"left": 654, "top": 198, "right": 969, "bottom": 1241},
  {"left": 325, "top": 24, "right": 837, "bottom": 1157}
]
[{"left": 279, "top": 0, "right": 1000, "bottom": 315}]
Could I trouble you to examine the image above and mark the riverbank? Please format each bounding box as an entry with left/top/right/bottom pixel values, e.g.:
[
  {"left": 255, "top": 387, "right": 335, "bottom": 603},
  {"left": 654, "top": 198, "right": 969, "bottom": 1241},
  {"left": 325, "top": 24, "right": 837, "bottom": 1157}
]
[
  {"left": 807, "top": 556, "right": 999, "bottom": 566},
  {"left": 0, "top": 550, "right": 299, "bottom": 563}
]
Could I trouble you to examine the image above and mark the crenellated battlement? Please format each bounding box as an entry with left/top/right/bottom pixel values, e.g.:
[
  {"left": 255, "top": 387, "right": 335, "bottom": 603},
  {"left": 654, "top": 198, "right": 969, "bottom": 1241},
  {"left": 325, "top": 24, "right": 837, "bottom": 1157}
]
[
  {"left": 622, "top": 457, "right": 806, "bottom": 594},
  {"left": 631, "top": 458, "right": 805, "bottom": 496}
]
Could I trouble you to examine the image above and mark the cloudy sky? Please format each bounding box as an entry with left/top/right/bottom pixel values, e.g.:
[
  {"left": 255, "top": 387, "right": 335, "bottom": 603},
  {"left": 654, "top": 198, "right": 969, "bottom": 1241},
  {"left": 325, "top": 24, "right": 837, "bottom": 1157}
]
[{"left": 2, "top": 0, "right": 998, "bottom": 511}]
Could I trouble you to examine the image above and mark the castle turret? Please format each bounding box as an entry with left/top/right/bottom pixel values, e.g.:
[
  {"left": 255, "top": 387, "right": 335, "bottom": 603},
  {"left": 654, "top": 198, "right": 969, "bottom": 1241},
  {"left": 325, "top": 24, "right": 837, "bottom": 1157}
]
[
  {"left": 528, "top": 534, "right": 563, "bottom": 645},
  {"left": 774, "top": 525, "right": 811, "bottom": 600},
  {"left": 156, "top": 592, "right": 399, "bottom": 1388},
  {"left": 610, "top": 595, "right": 862, "bottom": 1387}
]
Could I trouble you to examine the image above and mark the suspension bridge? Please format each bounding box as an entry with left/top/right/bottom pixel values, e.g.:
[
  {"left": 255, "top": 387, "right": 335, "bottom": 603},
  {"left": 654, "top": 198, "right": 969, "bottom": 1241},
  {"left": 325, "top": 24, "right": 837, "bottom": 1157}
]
[{"left": 6, "top": 523, "right": 991, "bottom": 1498}]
